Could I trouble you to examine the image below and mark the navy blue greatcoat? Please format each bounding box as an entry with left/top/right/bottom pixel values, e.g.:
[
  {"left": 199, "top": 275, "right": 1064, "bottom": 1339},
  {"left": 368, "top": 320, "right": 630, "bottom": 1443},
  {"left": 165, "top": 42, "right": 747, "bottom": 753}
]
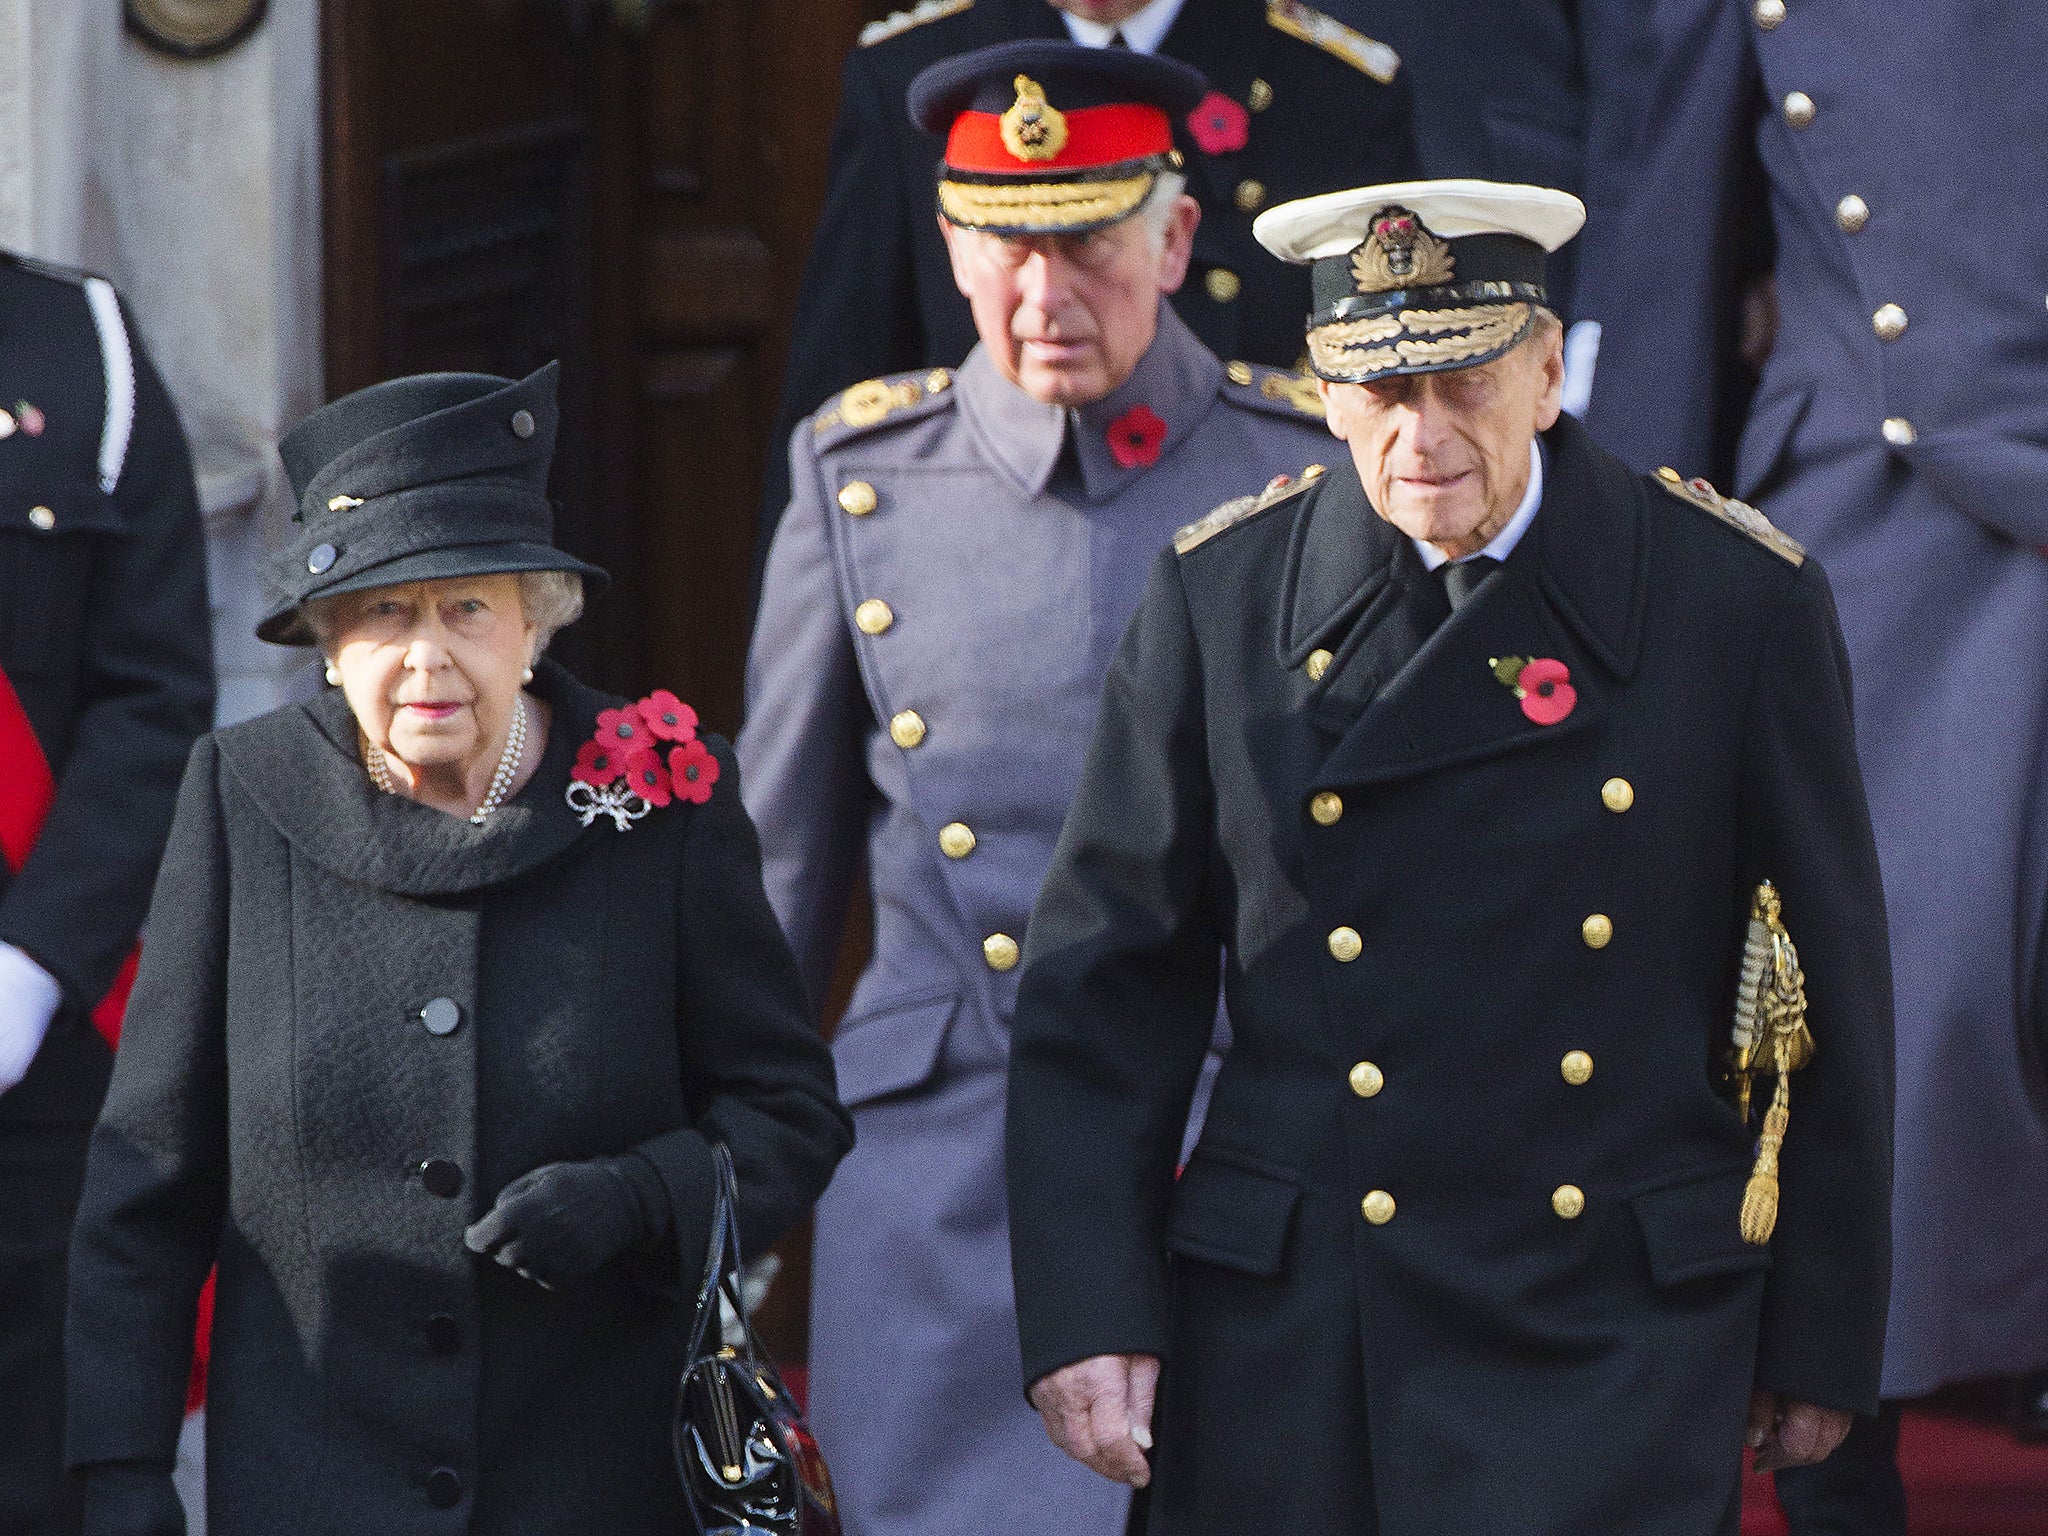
[
  {"left": 1008, "top": 415, "right": 1895, "bottom": 1536},
  {"left": 1576, "top": 0, "right": 2048, "bottom": 1395},
  {"left": 739, "top": 306, "right": 1329, "bottom": 1536}
]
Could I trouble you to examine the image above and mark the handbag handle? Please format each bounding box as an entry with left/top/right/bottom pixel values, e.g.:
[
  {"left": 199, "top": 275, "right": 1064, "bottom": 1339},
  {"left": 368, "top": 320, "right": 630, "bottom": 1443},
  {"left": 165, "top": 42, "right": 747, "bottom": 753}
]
[{"left": 683, "top": 1141, "right": 751, "bottom": 1367}]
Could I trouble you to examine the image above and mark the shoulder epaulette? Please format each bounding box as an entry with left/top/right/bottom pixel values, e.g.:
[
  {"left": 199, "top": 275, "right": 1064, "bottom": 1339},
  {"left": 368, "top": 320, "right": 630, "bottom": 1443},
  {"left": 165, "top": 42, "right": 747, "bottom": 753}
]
[
  {"left": 1175, "top": 464, "right": 1325, "bottom": 555},
  {"left": 1265, "top": 0, "right": 1400, "bottom": 84},
  {"left": 1654, "top": 467, "right": 1805, "bottom": 567},
  {"left": 0, "top": 249, "right": 92, "bottom": 287},
  {"left": 860, "top": 0, "right": 973, "bottom": 46},
  {"left": 811, "top": 367, "right": 957, "bottom": 447},
  {"left": 1223, "top": 361, "right": 1326, "bottom": 422}
]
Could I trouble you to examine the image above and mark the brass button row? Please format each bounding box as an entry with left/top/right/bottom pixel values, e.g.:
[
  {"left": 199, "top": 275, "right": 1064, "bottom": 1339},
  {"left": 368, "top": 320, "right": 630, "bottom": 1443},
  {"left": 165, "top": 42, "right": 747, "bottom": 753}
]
[
  {"left": 1348, "top": 1060, "right": 1383, "bottom": 1098},
  {"left": 1328, "top": 926, "right": 1362, "bottom": 963},
  {"left": 27, "top": 505, "right": 55, "bottom": 531},
  {"left": 1872, "top": 303, "right": 1908, "bottom": 342},
  {"left": 839, "top": 480, "right": 877, "bottom": 516},
  {"left": 983, "top": 932, "right": 1019, "bottom": 972},
  {"left": 1305, "top": 647, "right": 1333, "bottom": 682},
  {"left": 855, "top": 598, "right": 894, "bottom": 635},
  {"left": 1782, "top": 90, "right": 1816, "bottom": 129},
  {"left": 1361, "top": 1186, "right": 1582, "bottom": 1224}
]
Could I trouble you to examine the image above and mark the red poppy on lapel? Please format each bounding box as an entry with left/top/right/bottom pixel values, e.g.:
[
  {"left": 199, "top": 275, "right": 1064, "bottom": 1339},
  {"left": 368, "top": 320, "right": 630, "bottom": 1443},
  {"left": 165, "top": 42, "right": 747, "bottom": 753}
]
[
  {"left": 1107, "top": 404, "right": 1168, "bottom": 468},
  {"left": 621, "top": 745, "right": 673, "bottom": 808},
  {"left": 572, "top": 739, "right": 622, "bottom": 786},
  {"left": 594, "top": 704, "right": 649, "bottom": 755},
  {"left": 1489, "top": 655, "right": 1577, "bottom": 725},
  {"left": 639, "top": 689, "right": 698, "bottom": 744},
  {"left": 1185, "top": 91, "right": 1249, "bottom": 154},
  {"left": 669, "top": 739, "right": 720, "bottom": 805}
]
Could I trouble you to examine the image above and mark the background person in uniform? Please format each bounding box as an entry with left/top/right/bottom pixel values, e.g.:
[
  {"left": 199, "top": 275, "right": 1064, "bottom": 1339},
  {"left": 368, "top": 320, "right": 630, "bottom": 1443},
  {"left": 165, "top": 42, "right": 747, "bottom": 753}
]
[
  {"left": 63, "top": 366, "right": 852, "bottom": 1536},
  {"left": 1575, "top": 5, "right": 2048, "bottom": 1524},
  {"left": 1006, "top": 179, "right": 1895, "bottom": 1536},
  {"left": 0, "top": 251, "right": 213, "bottom": 1536},
  {"left": 740, "top": 42, "right": 1332, "bottom": 1536},
  {"left": 756, "top": 0, "right": 1419, "bottom": 580}
]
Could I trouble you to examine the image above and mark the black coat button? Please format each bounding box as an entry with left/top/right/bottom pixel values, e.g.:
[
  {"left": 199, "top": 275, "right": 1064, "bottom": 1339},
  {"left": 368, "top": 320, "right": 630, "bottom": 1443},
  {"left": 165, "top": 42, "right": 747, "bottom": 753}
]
[
  {"left": 419, "top": 1159, "right": 463, "bottom": 1198},
  {"left": 419, "top": 998, "right": 462, "bottom": 1036},
  {"left": 423, "top": 1314, "right": 461, "bottom": 1354},
  {"left": 425, "top": 1468, "right": 464, "bottom": 1508},
  {"left": 307, "top": 542, "right": 337, "bottom": 575}
]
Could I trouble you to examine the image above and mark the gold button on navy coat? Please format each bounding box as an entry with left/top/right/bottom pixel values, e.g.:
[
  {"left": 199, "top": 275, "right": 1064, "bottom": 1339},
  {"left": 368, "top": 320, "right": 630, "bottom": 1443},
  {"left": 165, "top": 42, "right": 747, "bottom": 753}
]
[
  {"left": 1007, "top": 414, "right": 1894, "bottom": 1536},
  {"left": 741, "top": 307, "right": 1330, "bottom": 1536}
]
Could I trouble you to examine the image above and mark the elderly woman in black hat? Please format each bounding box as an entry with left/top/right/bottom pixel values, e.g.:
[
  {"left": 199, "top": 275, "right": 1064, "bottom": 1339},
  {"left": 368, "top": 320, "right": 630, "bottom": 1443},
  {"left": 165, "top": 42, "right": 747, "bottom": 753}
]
[{"left": 63, "top": 365, "right": 852, "bottom": 1536}]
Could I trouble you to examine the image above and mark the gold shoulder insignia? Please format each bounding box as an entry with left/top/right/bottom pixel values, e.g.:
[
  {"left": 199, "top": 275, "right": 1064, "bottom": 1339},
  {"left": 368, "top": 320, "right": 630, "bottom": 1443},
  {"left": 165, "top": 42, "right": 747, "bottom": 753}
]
[
  {"left": 811, "top": 370, "right": 952, "bottom": 442},
  {"left": 1175, "top": 465, "right": 1322, "bottom": 555},
  {"left": 1223, "top": 361, "right": 1326, "bottom": 420},
  {"left": 1265, "top": 0, "right": 1400, "bottom": 84},
  {"left": 1655, "top": 467, "right": 1805, "bottom": 567},
  {"left": 859, "top": 0, "right": 973, "bottom": 46}
]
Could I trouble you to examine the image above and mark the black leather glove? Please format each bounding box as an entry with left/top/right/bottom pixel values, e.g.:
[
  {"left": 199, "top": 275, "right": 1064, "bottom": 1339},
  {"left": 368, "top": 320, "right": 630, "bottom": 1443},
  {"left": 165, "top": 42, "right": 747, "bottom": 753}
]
[
  {"left": 464, "top": 1152, "right": 669, "bottom": 1290},
  {"left": 80, "top": 1462, "right": 186, "bottom": 1536}
]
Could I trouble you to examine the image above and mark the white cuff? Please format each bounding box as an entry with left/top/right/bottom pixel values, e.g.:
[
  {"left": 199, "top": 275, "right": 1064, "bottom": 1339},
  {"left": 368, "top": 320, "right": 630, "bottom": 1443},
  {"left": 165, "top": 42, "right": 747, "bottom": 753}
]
[{"left": 0, "top": 941, "right": 64, "bottom": 1092}]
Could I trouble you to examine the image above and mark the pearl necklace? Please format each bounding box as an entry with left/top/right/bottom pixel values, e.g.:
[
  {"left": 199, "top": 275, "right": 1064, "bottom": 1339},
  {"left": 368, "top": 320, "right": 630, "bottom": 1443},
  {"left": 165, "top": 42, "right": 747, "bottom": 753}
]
[{"left": 367, "top": 694, "right": 529, "bottom": 826}]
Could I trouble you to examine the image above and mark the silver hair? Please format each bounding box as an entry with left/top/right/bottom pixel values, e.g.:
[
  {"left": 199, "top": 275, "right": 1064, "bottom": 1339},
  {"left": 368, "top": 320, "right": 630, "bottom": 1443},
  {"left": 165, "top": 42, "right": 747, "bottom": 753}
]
[
  {"left": 302, "top": 567, "right": 585, "bottom": 660},
  {"left": 1137, "top": 170, "right": 1189, "bottom": 248}
]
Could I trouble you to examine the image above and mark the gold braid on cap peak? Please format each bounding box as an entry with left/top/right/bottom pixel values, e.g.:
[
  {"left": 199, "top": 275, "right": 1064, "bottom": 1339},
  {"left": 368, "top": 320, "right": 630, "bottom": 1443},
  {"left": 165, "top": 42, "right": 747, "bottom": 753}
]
[
  {"left": 938, "top": 172, "right": 1153, "bottom": 232},
  {"left": 1309, "top": 302, "right": 1531, "bottom": 380}
]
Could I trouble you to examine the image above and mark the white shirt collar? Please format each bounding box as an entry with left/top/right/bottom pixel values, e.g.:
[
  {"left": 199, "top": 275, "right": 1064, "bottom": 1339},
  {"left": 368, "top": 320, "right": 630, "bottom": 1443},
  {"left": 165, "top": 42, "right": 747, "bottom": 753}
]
[
  {"left": 1059, "top": 0, "right": 1186, "bottom": 54},
  {"left": 1412, "top": 440, "right": 1545, "bottom": 572}
]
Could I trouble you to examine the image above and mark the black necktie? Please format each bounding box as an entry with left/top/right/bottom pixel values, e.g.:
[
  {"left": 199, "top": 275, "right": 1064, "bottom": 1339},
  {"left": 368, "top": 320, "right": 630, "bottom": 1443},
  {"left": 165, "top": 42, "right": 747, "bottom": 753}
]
[
  {"left": 1440, "top": 555, "right": 1501, "bottom": 612},
  {"left": 1108, "top": 30, "right": 1130, "bottom": 48}
]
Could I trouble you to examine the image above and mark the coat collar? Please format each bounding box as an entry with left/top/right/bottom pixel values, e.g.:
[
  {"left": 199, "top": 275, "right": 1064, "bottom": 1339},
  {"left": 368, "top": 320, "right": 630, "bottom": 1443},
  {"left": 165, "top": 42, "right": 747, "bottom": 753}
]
[
  {"left": 953, "top": 303, "right": 1224, "bottom": 504},
  {"left": 1294, "top": 413, "right": 1650, "bottom": 789},
  {"left": 216, "top": 658, "right": 606, "bottom": 896}
]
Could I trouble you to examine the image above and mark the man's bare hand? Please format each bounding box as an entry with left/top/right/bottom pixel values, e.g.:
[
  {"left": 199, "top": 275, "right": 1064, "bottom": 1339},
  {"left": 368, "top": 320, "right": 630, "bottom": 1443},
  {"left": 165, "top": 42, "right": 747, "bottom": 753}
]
[
  {"left": 1747, "top": 1390, "right": 1853, "bottom": 1473},
  {"left": 1028, "top": 1353, "right": 1161, "bottom": 1487}
]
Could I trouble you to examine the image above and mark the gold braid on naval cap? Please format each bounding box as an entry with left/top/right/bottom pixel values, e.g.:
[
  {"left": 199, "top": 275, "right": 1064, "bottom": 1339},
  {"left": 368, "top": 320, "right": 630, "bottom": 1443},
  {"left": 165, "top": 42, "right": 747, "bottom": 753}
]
[{"left": 1308, "top": 301, "right": 1533, "bottom": 381}]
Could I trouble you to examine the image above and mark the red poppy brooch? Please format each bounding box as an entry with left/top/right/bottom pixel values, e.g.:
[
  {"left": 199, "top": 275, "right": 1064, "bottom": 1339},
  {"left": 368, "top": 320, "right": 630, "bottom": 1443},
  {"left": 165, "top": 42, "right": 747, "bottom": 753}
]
[
  {"left": 1489, "top": 655, "right": 1577, "bottom": 726},
  {"left": 1107, "top": 404, "right": 1168, "bottom": 469},
  {"left": 1185, "top": 91, "right": 1250, "bottom": 155},
  {"left": 567, "top": 688, "right": 719, "bottom": 829}
]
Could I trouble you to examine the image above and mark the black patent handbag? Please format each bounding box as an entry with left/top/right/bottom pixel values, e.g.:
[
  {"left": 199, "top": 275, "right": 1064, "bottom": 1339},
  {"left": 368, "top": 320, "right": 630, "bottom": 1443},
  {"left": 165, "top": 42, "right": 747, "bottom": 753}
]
[{"left": 673, "top": 1143, "right": 841, "bottom": 1536}]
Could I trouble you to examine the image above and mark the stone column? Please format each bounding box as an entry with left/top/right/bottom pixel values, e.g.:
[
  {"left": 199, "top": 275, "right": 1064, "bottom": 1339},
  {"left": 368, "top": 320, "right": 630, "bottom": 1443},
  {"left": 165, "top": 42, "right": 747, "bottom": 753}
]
[{"left": 0, "top": 1, "right": 324, "bottom": 724}]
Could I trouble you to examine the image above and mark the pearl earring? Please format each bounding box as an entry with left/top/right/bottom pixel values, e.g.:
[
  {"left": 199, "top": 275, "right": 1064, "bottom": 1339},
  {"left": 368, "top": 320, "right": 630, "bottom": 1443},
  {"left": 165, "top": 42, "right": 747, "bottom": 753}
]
[
  {"left": 522, "top": 666, "right": 534, "bottom": 684},
  {"left": 325, "top": 665, "right": 341, "bottom": 686}
]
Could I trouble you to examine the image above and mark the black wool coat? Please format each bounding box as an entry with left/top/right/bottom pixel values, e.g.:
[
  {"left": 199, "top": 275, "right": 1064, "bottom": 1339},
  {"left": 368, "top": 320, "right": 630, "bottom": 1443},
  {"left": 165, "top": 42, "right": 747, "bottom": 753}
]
[
  {"left": 65, "top": 660, "right": 853, "bottom": 1535},
  {"left": 1007, "top": 415, "right": 1894, "bottom": 1536}
]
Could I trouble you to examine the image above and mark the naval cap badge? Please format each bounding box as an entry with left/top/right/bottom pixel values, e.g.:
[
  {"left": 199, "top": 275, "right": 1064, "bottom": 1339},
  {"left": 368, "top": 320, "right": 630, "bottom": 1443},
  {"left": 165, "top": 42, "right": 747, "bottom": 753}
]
[
  {"left": 1351, "top": 205, "right": 1456, "bottom": 294},
  {"left": 1000, "top": 74, "right": 1070, "bottom": 163}
]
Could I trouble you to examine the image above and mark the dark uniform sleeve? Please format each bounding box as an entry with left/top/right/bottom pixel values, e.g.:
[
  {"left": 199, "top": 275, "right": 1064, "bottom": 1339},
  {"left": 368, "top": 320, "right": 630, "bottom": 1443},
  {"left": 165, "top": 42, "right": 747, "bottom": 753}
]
[
  {"left": 1007, "top": 550, "right": 1224, "bottom": 1391},
  {"left": 66, "top": 738, "right": 231, "bottom": 1471},
  {"left": 755, "top": 46, "right": 927, "bottom": 590},
  {"left": 0, "top": 302, "right": 213, "bottom": 1008},
  {"left": 1735, "top": 559, "right": 1895, "bottom": 1415},
  {"left": 639, "top": 736, "right": 855, "bottom": 1272}
]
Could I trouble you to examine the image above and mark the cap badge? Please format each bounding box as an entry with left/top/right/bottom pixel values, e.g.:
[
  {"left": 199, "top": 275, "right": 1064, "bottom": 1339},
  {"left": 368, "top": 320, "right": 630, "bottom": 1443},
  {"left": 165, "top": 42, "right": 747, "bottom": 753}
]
[
  {"left": 1000, "top": 74, "right": 1069, "bottom": 163},
  {"left": 1352, "top": 206, "right": 1455, "bottom": 294}
]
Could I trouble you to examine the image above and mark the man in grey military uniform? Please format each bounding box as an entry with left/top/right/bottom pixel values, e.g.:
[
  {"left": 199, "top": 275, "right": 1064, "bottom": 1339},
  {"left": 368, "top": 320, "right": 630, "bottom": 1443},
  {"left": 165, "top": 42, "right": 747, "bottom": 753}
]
[{"left": 739, "top": 40, "right": 1329, "bottom": 1536}]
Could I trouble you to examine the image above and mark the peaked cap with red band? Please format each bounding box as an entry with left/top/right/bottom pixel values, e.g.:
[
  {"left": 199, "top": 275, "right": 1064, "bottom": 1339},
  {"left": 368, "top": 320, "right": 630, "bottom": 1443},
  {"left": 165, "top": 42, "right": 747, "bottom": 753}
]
[{"left": 908, "top": 40, "right": 1207, "bottom": 236}]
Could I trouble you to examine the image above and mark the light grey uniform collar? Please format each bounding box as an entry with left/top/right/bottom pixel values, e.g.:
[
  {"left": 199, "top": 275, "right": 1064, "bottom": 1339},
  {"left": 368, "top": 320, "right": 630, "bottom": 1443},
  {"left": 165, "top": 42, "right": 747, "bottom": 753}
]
[{"left": 954, "top": 303, "right": 1224, "bottom": 505}]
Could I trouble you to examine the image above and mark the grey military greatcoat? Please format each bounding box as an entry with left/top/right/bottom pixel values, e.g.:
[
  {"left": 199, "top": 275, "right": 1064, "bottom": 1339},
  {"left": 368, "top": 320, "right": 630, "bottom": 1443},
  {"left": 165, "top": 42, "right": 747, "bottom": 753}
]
[{"left": 739, "top": 305, "right": 1328, "bottom": 1536}]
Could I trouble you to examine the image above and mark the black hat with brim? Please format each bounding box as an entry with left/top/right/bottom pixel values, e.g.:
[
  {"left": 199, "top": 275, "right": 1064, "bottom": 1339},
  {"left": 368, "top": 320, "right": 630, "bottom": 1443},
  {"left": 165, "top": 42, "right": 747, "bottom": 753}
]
[{"left": 259, "top": 362, "right": 608, "bottom": 645}]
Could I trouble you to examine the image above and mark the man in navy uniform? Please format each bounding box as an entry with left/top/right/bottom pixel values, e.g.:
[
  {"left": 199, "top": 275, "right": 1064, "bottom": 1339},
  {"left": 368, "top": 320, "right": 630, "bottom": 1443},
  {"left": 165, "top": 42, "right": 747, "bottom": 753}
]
[
  {"left": 0, "top": 253, "right": 213, "bottom": 1533},
  {"left": 739, "top": 41, "right": 1331, "bottom": 1536},
  {"left": 1006, "top": 180, "right": 1895, "bottom": 1535},
  {"left": 757, "top": 0, "right": 1419, "bottom": 575},
  {"left": 1576, "top": 5, "right": 2048, "bottom": 1522}
]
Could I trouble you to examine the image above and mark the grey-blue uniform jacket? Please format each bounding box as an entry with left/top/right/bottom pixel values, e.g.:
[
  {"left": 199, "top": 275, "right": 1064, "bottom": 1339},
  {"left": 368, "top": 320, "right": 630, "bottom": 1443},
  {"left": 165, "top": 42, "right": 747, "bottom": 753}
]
[
  {"left": 1576, "top": 0, "right": 2048, "bottom": 1397},
  {"left": 739, "top": 305, "right": 1329, "bottom": 1536}
]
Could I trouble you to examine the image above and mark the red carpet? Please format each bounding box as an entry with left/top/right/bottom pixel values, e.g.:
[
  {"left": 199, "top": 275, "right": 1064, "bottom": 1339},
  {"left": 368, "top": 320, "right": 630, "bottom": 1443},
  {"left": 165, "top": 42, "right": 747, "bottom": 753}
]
[{"left": 1742, "top": 1406, "right": 2048, "bottom": 1535}]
